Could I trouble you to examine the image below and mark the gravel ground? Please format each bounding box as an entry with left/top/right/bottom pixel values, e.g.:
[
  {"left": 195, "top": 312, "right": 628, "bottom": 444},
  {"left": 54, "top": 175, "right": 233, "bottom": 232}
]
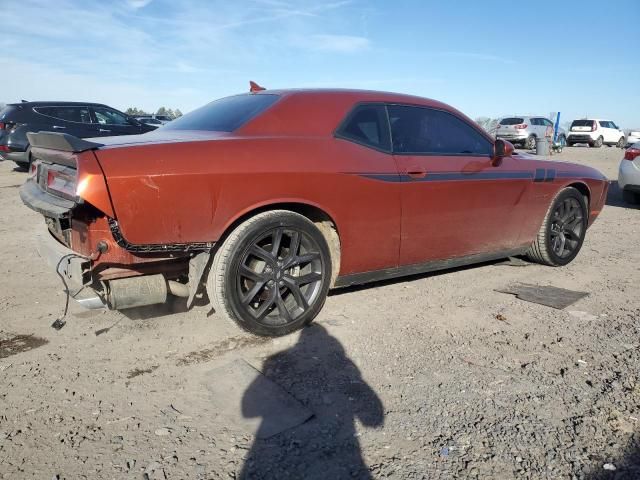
[{"left": 0, "top": 146, "right": 638, "bottom": 479}]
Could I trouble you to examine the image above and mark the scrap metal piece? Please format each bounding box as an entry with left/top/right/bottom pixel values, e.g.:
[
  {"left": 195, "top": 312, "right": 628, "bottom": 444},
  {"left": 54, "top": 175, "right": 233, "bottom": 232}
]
[
  {"left": 496, "top": 283, "right": 589, "bottom": 310},
  {"left": 204, "top": 359, "right": 313, "bottom": 439}
]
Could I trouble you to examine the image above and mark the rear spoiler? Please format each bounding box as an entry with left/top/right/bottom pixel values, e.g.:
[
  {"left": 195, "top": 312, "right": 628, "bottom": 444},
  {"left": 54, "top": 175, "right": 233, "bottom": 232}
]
[{"left": 27, "top": 132, "right": 104, "bottom": 153}]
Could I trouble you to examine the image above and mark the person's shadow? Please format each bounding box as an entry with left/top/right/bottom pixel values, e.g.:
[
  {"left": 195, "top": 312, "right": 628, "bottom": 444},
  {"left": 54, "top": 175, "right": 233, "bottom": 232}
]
[{"left": 238, "top": 324, "right": 384, "bottom": 479}]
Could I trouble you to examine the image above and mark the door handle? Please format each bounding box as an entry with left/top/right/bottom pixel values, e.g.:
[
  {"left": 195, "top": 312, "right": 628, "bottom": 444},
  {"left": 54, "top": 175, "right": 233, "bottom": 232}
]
[
  {"left": 99, "top": 128, "right": 111, "bottom": 133},
  {"left": 406, "top": 169, "right": 427, "bottom": 179},
  {"left": 52, "top": 125, "right": 66, "bottom": 129}
]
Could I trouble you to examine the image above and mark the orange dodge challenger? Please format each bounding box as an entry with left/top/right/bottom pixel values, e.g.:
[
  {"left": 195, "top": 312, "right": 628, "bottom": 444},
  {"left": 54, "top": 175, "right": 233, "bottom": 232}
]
[{"left": 20, "top": 87, "right": 608, "bottom": 336}]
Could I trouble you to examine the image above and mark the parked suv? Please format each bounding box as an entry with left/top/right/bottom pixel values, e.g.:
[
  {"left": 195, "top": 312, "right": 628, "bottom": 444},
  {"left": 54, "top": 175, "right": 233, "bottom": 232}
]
[
  {"left": 495, "top": 116, "right": 566, "bottom": 150},
  {"left": 0, "top": 101, "right": 157, "bottom": 170},
  {"left": 566, "top": 119, "right": 626, "bottom": 148}
]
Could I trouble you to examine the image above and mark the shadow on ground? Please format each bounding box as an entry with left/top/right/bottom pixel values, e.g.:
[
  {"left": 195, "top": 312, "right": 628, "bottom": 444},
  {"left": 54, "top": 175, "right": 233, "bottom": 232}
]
[
  {"left": 238, "top": 324, "right": 384, "bottom": 480},
  {"left": 587, "top": 441, "right": 640, "bottom": 479}
]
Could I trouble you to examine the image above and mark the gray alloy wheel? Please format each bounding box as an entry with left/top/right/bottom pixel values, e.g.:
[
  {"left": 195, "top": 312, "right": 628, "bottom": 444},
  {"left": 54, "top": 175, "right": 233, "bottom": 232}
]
[
  {"left": 617, "top": 137, "right": 625, "bottom": 148},
  {"left": 526, "top": 135, "right": 536, "bottom": 150},
  {"left": 527, "top": 187, "right": 588, "bottom": 267},
  {"left": 207, "top": 210, "right": 332, "bottom": 337},
  {"left": 592, "top": 136, "right": 603, "bottom": 148}
]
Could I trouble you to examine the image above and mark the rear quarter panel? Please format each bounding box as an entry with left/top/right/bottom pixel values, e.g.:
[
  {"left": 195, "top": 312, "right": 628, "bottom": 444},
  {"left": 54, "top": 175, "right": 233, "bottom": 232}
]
[{"left": 95, "top": 136, "right": 402, "bottom": 275}]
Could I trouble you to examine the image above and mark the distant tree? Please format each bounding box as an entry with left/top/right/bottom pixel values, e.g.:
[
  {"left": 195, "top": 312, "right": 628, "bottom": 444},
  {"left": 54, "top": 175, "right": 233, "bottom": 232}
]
[
  {"left": 174, "top": 109, "right": 183, "bottom": 118},
  {"left": 475, "top": 117, "right": 499, "bottom": 136},
  {"left": 166, "top": 108, "right": 174, "bottom": 118},
  {"left": 156, "top": 107, "right": 167, "bottom": 116}
]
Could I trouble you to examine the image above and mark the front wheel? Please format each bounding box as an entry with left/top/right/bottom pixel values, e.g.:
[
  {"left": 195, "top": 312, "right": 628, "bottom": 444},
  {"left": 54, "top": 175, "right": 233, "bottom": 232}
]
[
  {"left": 617, "top": 137, "right": 625, "bottom": 148},
  {"left": 526, "top": 187, "right": 588, "bottom": 266},
  {"left": 207, "top": 210, "right": 332, "bottom": 336}
]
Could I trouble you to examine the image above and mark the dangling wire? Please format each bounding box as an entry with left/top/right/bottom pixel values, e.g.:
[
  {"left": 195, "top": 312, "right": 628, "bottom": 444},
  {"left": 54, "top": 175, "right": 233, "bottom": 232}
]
[{"left": 51, "top": 253, "right": 89, "bottom": 330}]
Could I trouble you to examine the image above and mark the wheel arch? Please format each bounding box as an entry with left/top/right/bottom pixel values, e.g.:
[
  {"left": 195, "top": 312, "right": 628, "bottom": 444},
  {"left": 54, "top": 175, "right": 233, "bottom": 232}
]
[
  {"left": 217, "top": 200, "right": 342, "bottom": 284},
  {"left": 565, "top": 181, "right": 591, "bottom": 209}
]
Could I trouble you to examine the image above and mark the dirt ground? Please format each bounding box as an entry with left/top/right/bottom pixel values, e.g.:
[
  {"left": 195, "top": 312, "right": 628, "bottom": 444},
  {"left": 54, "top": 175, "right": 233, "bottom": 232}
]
[{"left": 0, "top": 145, "right": 638, "bottom": 479}]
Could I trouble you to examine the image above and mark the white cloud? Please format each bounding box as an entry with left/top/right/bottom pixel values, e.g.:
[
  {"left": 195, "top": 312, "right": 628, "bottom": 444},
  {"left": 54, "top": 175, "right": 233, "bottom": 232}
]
[{"left": 126, "top": 0, "right": 153, "bottom": 9}]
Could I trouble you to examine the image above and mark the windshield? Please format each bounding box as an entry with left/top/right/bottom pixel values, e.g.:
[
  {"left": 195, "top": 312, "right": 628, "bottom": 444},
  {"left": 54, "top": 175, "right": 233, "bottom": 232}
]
[{"left": 162, "top": 94, "right": 280, "bottom": 132}]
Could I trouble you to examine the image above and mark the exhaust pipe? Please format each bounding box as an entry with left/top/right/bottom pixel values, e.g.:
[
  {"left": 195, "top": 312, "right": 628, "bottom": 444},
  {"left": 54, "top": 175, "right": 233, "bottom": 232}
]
[{"left": 105, "top": 275, "right": 188, "bottom": 310}]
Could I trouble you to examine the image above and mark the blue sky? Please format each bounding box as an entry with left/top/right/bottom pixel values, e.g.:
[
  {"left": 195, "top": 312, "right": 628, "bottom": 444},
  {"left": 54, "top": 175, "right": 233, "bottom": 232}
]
[{"left": 1, "top": 0, "right": 638, "bottom": 126}]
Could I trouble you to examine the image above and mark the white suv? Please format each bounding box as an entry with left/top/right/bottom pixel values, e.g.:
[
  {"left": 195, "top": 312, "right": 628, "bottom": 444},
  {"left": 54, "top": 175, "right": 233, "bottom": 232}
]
[{"left": 566, "top": 119, "right": 626, "bottom": 148}]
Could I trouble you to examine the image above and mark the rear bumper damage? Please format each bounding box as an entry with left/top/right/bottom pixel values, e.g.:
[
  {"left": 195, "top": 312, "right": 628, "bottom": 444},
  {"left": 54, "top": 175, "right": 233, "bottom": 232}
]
[{"left": 36, "top": 228, "right": 105, "bottom": 309}]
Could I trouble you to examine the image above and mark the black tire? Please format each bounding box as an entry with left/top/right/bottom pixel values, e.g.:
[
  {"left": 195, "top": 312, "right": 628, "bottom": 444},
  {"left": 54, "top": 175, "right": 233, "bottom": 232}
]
[
  {"left": 622, "top": 189, "right": 639, "bottom": 205},
  {"left": 207, "top": 210, "right": 332, "bottom": 336},
  {"left": 566, "top": 142, "right": 574, "bottom": 147},
  {"left": 526, "top": 135, "right": 536, "bottom": 150},
  {"left": 526, "top": 187, "right": 588, "bottom": 266},
  {"left": 13, "top": 149, "right": 32, "bottom": 172}
]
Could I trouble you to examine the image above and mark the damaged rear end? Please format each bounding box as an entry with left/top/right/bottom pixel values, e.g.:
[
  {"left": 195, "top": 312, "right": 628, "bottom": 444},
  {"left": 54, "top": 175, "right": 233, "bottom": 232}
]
[{"left": 20, "top": 132, "right": 210, "bottom": 312}]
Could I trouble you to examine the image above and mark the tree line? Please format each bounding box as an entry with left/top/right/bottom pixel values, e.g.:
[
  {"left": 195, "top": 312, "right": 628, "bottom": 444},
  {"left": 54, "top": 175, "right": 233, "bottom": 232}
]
[{"left": 125, "top": 106, "right": 183, "bottom": 118}]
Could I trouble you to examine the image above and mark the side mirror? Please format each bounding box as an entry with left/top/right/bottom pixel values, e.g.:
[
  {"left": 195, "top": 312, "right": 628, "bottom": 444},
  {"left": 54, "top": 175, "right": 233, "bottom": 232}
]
[{"left": 492, "top": 139, "right": 514, "bottom": 165}]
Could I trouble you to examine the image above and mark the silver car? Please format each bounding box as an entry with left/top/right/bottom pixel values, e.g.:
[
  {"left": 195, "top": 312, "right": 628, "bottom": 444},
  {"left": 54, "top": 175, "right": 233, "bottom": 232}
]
[{"left": 495, "top": 116, "right": 566, "bottom": 150}]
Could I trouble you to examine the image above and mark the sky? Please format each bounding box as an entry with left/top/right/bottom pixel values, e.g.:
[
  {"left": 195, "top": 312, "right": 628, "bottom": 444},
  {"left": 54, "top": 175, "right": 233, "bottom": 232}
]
[{"left": 1, "top": 0, "right": 638, "bottom": 127}]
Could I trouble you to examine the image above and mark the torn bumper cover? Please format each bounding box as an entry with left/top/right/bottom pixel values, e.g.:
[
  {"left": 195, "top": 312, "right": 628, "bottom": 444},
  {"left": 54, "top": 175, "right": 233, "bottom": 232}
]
[{"left": 36, "top": 228, "right": 105, "bottom": 309}]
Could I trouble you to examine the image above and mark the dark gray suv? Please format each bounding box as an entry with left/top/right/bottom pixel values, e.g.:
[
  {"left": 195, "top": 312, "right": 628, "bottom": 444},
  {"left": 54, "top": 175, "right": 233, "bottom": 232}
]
[{"left": 0, "top": 101, "right": 157, "bottom": 170}]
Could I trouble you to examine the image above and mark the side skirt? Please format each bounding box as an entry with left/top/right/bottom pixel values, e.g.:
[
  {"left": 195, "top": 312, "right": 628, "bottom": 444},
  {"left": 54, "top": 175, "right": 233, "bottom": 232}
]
[{"left": 334, "top": 247, "right": 529, "bottom": 288}]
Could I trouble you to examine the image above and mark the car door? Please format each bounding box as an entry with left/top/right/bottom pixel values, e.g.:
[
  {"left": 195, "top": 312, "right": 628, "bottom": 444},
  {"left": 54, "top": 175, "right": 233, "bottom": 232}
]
[
  {"left": 91, "top": 106, "right": 143, "bottom": 137},
  {"left": 32, "top": 105, "right": 96, "bottom": 138},
  {"left": 388, "top": 104, "right": 531, "bottom": 266},
  {"left": 530, "top": 117, "right": 543, "bottom": 138}
]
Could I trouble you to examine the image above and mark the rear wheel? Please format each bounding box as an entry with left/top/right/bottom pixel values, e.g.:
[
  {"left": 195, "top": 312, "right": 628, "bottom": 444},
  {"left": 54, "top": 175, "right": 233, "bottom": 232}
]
[
  {"left": 207, "top": 210, "right": 332, "bottom": 336},
  {"left": 526, "top": 187, "right": 588, "bottom": 266},
  {"left": 591, "top": 136, "right": 603, "bottom": 148},
  {"left": 526, "top": 135, "right": 536, "bottom": 150}
]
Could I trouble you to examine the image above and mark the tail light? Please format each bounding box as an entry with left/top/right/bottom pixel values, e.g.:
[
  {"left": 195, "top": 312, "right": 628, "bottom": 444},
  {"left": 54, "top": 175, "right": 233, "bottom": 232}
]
[
  {"left": 624, "top": 147, "right": 640, "bottom": 161},
  {"left": 46, "top": 169, "right": 77, "bottom": 200},
  {"left": 0, "top": 145, "right": 9, "bottom": 152},
  {"left": 29, "top": 161, "right": 38, "bottom": 178},
  {"left": 0, "top": 122, "right": 5, "bottom": 130},
  {"left": 0, "top": 122, "right": 15, "bottom": 130},
  {"left": 591, "top": 121, "right": 597, "bottom": 131},
  {"left": 514, "top": 124, "right": 528, "bottom": 129}
]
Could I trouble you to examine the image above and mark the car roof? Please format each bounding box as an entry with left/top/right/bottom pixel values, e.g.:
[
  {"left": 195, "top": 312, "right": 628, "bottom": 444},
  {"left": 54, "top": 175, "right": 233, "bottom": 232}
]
[{"left": 7, "top": 101, "right": 111, "bottom": 108}]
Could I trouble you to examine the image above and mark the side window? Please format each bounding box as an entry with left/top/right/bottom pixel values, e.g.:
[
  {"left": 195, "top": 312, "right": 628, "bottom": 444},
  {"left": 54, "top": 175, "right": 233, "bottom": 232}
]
[
  {"left": 336, "top": 104, "right": 390, "bottom": 151},
  {"left": 542, "top": 119, "right": 554, "bottom": 127},
  {"left": 388, "top": 105, "right": 492, "bottom": 156},
  {"left": 35, "top": 106, "right": 92, "bottom": 123},
  {"left": 93, "top": 107, "right": 129, "bottom": 125},
  {"left": 530, "top": 118, "right": 540, "bottom": 126}
]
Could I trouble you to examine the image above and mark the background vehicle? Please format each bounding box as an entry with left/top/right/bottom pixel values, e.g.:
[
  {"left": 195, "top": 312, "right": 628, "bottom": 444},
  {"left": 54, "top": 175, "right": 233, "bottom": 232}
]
[
  {"left": 495, "top": 116, "right": 566, "bottom": 150},
  {"left": 0, "top": 101, "right": 156, "bottom": 170},
  {"left": 135, "top": 117, "right": 164, "bottom": 127},
  {"left": 566, "top": 119, "right": 626, "bottom": 148},
  {"left": 619, "top": 142, "right": 640, "bottom": 204},
  {"left": 135, "top": 114, "right": 172, "bottom": 125},
  {"left": 625, "top": 129, "right": 640, "bottom": 147},
  {"left": 20, "top": 89, "right": 608, "bottom": 337}
]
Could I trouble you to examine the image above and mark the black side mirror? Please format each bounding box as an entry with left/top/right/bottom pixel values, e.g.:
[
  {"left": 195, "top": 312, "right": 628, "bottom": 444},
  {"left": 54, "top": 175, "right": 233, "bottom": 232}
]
[{"left": 494, "top": 139, "right": 506, "bottom": 157}]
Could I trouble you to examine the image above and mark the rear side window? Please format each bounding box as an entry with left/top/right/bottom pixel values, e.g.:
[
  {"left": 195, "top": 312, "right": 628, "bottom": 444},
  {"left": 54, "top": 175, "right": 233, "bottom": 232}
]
[
  {"left": 388, "top": 105, "right": 492, "bottom": 156},
  {"left": 335, "top": 104, "right": 390, "bottom": 151},
  {"left": 93, "top": 107, "right": 129, "bottom": 125},
  {"left": 163, "top": 94, "right": 279, "bottom": 132},
  {"left": 34, "top": 106, "right": 92, "bottom": 123},
  {"left": 571, "top": 120, "right": 594, "bottom": 128},
  {"left": 499, "top": 117, "right": 524, "bottom": 125}
]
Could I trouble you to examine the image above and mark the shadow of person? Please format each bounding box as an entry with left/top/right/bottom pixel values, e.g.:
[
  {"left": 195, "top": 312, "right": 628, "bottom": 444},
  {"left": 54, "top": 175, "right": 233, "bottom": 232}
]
[{"left": 239, "top": 324, "right": 384, "bottom": 480}]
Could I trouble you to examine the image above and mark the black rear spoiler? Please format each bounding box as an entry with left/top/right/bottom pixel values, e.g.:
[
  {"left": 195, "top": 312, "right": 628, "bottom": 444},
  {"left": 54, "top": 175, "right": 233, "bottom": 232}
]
[{"left": 27, "top": 132, "right": 104, "bottom": 153}]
